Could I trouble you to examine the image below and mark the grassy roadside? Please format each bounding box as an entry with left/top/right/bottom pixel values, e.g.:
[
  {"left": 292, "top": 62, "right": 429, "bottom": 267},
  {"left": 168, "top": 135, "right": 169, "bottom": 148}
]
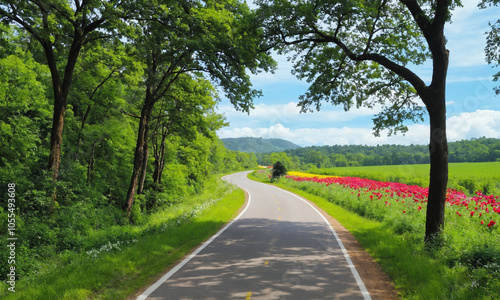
[
  {"left": 248, "top": 171, "right": 498, "bottom": 299},
  {"left": 0, "top": 175, "right": 245, "bottom": 299}
]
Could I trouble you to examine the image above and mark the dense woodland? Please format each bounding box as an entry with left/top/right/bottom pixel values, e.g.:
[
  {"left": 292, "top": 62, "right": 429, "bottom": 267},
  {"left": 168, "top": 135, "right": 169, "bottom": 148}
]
[
  {"left": 0, "top": 0, "right": 272, "bottom": 281},
  {"left": 257, "top": 138, "right": 500, "bottom": 170}
]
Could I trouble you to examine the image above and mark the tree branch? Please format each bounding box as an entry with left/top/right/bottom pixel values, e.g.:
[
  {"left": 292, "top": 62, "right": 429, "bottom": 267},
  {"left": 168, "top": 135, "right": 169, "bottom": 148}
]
[
  {"left": 400, "top": 0, "right": 432, "bottom": 36},
  {"left": 364, "top": 0, "right": 389, "bottom": 55},
  {"left": 121, "top": 109, "right": 141, "bottom": 119},
  {"left": 308, "top": 23, "right": 428, "bottom": 96}
]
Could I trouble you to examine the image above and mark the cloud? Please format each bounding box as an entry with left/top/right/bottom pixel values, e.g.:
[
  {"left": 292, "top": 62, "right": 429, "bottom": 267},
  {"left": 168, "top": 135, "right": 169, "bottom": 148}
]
[
  {"left": 218, "top": 123, "right": 428, "bottom": 146},
  {"left": 218, "top": 101, "right": 385, "bottom": 128},
  {"left": 218, "top": 110, "right": 500, "bottom": 147},
  {"left": 447, "top": 109, "right": 500, "bottom": 141}
]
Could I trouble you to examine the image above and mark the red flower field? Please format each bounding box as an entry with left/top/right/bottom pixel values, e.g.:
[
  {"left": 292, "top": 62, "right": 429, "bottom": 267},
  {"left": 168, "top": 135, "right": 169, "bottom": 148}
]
[{"left": 286, "top": 173, "right": 499, "bottom": 227}]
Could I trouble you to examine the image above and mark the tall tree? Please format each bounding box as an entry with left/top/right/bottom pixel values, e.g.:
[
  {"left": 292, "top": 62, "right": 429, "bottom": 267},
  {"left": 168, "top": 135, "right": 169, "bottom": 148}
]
[
  {"left": 123, "top": 0, "right": 275, "bottom": 214},
  {"left": 0, "top": 0, "right": 123, "bottom": 186},
  {"left": 256, "top": 0, "right": 462, "bottom": 241},
  {"left": 150, "top": 75, "right": 225, "bottom": 187}
]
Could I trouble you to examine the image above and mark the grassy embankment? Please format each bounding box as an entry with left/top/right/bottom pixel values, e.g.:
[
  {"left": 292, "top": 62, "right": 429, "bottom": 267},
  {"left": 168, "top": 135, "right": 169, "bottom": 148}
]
[
  {"left": 0, "top": 175, "right": 245, "bottom": 300},
  {"left": 249, "top": 164, "right": 499, "bottom": 300}
]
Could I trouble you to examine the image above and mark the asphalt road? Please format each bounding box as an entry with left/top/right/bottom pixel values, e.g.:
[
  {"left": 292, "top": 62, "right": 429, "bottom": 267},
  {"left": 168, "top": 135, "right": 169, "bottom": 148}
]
[{"left": 137, "top": 171, "right": 371, "bottom": 300}]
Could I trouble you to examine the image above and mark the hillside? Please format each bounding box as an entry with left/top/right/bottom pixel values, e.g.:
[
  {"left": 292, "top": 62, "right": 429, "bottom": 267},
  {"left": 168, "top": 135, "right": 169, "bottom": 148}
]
[{"left": 221, "top": 137, "right": 301, "bottom": 153}]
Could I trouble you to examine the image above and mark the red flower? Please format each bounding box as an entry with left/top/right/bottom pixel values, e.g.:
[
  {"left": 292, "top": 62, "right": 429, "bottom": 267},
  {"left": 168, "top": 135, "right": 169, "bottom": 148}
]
[
  {"left": 487, "top": 220, "right": 496, "bottom": 228},
  {"left": 403, "top": 210, "right": 406, "bottom": 213}
]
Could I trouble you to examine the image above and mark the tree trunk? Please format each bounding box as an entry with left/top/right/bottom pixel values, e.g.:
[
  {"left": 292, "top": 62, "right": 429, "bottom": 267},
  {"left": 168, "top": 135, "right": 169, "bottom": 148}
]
[
  {"left": 48, "top": 95, "right": 67, "bottom": 183},
  {"left": 125, "top": 92, "right": 154, "bottom": 215},
  {"left": 75, "top": 104, "right": 92, "bottom": 161},
  {"left": 153, "top": 128, "right": 168, "bottom": 185},
  {"left": 87, "top": 140, "right": 97, "bottom": 185},
  {"left": 424, "top": 91, "right": 448, "bottom": 241},
  {"left": 137, "top": 135, "right": 149, "bottom": 195}
]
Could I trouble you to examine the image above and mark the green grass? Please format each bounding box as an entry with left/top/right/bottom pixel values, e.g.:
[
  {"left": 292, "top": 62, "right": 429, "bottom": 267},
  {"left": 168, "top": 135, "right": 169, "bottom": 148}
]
[
  {"left": 0, "top": 175, "right": 245, "bottom": 299},
  {"left": 249, "top": 170, "right": 500, "bottom": 299},
  {"left": 310, "top": 162, "right": 500, "bottom": 195}
]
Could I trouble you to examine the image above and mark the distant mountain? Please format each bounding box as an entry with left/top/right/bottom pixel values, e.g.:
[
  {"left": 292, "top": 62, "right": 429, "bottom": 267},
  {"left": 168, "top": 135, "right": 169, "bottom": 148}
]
[{"left": 221, "top": 137, "right": 301, "bottom": 153}]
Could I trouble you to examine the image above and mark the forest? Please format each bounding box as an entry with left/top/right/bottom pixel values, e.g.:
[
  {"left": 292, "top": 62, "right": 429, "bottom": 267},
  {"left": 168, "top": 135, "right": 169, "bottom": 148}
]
[
  {"left": 257, "top": 137, "right": 500, "bottom": 170},
  {"left": 0, "top": 0, "right": 268, "bottom": 282}
]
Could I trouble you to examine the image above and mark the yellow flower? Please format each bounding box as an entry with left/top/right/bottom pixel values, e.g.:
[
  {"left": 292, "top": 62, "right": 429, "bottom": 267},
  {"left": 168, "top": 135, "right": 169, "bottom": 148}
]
[{"left": 287, "top": 171, "right": 339, "bottom": 179}]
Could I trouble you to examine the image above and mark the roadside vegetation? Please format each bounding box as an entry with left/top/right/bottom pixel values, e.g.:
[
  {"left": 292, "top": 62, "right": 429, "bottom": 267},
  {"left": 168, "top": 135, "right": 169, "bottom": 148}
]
[
  {"left": 249, "top": 168, "right": 499, "bottom": 299},
  {"left": 0, "top": 0, "right": 265, "bottom": 293},
  {"left": 0, "top": 175, "right": 245, "bottom": 299}
]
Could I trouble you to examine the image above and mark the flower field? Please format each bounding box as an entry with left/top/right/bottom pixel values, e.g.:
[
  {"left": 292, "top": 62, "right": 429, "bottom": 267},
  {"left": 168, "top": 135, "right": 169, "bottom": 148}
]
[
  {"left": 286, "top": 172, "right": 499, "bottom": 228},
  {"left": 262, "top": 170, "right": 500, "bottom": 299}
]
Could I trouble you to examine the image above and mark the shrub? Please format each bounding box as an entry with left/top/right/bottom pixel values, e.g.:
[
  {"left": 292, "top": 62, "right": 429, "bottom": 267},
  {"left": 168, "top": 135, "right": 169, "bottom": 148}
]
[{"left": 271, "top": 161, "right": 287, "bottom": 182}]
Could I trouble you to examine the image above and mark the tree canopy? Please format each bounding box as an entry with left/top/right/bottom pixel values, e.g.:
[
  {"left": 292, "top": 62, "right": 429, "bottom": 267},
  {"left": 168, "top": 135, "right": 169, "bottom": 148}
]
[
  {"left": 255, "top": 0, "right": 463, "bottom": 241},
  {"left": 0, "top": 0, "right": 269, "bottom": 281}
]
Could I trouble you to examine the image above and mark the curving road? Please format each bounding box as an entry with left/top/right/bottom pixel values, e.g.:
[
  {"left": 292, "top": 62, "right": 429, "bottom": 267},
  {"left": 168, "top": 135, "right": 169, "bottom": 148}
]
[{"left": 137, "top": 171, "right": 371, "bottom": 300}]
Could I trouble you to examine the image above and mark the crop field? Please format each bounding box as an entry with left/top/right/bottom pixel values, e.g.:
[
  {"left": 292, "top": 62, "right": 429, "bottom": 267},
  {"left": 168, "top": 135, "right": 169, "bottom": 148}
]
[{"left": 309, "top": 162, "right": 500, "bottom": 196}]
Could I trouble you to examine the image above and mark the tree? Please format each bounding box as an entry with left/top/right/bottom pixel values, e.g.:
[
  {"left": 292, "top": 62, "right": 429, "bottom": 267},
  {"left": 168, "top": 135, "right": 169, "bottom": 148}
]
[
  {"left": 122, "top": 0, "right": 275, "bottom": 214},
  {"left": 257, "top": 0, "right": 461, "bottom": 242},
  {"left": 0, "top": 46, "right": 51, "bottom": 188},
  {"left": 149, "top": 75, "right": 226, "bottom": 187},
  {"left": 0, "top": 0, "right": 124, "bottom": 186},
  {"left": 271, "top": 161, "right": 288, "bottom": 182}
]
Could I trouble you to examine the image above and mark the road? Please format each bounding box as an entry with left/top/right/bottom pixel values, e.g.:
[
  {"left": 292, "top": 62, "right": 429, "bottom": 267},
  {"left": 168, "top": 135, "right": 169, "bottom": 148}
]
[{"left": 137, "top": 171, "right": 371, "bottom": 300}]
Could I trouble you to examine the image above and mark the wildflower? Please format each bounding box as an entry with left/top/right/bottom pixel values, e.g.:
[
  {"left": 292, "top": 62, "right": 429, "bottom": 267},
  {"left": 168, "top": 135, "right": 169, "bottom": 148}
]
[{"left": 487, "top": 220, "right": 496, "bottom": 228}]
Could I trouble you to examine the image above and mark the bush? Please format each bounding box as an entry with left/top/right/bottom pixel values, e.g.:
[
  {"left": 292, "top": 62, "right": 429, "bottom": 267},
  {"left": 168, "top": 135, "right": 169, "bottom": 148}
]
[{"left": 271, "top": 161, "right": 287, "bottom": 182}]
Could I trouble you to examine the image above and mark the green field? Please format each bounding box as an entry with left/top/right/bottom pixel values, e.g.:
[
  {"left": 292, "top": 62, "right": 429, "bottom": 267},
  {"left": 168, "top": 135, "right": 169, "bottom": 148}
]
[{"left": 309, "top": 162, "right": 500, "bottom": 196}]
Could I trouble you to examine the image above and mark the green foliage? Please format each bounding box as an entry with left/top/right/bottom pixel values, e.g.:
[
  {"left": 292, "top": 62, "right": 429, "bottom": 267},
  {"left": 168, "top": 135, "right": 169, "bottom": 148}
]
[
  {"left": 271, "top": 161, "right": 287, "bottom": 182},
  {"left": 255, "top": 0, "right": 433, "bottom": 135},
  {"left": 0, "top": 0, "right": 264, "bottom": 286},
  {"left": 0, "top": 176, "right": 245, "bottom": 299}
]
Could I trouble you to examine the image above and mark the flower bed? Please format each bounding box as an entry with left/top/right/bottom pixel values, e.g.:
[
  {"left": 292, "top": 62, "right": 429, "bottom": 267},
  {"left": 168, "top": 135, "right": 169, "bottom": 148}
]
[{"left": 286, "top": 172, "right": 499, "bottom": 228}]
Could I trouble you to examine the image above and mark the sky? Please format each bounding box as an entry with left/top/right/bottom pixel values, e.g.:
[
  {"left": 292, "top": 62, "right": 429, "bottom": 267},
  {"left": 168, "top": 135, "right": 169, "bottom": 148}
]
[{"left": 216, "top": 0, "right": 500, "bottom": 147}]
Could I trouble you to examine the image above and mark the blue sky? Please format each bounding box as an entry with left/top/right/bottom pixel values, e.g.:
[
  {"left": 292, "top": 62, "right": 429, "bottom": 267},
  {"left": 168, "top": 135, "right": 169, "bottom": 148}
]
[{"left": 216, "top": 0, "right": 500, "bottom": 147}]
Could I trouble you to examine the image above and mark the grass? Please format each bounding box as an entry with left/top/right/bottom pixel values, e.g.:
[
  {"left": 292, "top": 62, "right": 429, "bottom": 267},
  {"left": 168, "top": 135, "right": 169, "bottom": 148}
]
[
  {"left": 310, "top": 161, "right": 500, "bottom": 196},
  {"left": 249, "top": 170, "right": 500, "bottom": 299},
  {"left": 0, "top": 175, "right": 245, "bottom": 299}
]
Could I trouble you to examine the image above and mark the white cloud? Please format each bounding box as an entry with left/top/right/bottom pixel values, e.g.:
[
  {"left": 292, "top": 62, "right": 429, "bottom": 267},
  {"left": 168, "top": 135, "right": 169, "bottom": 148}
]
[
  {"left": 447, "top": 109, "right": 500, "bottom": 141},
  {"left": 218, "top": 110, "right": 500, "bottom": 147},
  {"left": 218, "top": 101, "right": 385, "bottom": 126},
  {"left": 218, "top": 123, "right": 428, "bottom": 146}
]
